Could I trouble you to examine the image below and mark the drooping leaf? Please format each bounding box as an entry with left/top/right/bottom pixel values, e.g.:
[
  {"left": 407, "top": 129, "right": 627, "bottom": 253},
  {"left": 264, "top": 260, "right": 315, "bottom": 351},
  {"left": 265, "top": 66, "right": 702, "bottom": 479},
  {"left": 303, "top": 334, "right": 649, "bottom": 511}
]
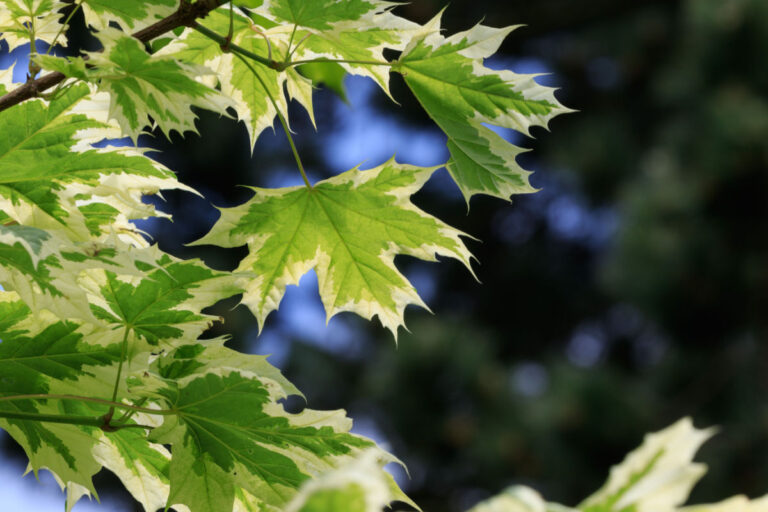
[
  {"left": 159, "top": 7, "right": 314, "bottom": 147},
  {"left": 580, "top": 417, "right": 714, "bottom": 512},
  {"left": 0, "top": 0, "right": 68, "bottom": 52},
  {"left": 397, "top": 14, "right": 572, "bottom": 203},
  {"left": 193, "top": 159, "right": 474, "bottom": 337},
  {"left": 256, "top": 0, "right": 419, "bottom": 95},
  {"left": 37, "top": 29, "right": 233, "bottom": 141},
  {"left": 0, "top": 82, "right": 191, "bottom": 241}
]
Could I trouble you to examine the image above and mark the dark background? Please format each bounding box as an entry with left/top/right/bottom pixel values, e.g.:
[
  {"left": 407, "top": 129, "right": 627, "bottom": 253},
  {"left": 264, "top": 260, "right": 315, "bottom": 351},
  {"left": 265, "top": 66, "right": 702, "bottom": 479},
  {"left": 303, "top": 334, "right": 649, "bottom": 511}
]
[{"left": 2, "top": 0, "right": 768, "bottom": 510}]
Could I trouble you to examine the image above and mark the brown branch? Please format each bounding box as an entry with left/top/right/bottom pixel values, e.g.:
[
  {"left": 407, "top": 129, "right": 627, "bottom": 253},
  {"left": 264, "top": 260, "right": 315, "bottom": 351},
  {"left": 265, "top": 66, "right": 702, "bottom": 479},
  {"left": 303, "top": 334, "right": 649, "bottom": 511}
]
[{"left": 0, "top": 0, "right": 228, "bottom": 112}]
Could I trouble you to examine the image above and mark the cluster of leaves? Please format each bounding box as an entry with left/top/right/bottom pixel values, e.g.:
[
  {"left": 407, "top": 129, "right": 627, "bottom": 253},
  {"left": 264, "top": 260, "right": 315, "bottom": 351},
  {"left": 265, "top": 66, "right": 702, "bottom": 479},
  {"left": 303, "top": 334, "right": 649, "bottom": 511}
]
[
  {"left": 0, "top": 0, "right": 569, "bottom": 510},
  {"left": 7, "top": 2, "right": 761, "bottom": 512}
]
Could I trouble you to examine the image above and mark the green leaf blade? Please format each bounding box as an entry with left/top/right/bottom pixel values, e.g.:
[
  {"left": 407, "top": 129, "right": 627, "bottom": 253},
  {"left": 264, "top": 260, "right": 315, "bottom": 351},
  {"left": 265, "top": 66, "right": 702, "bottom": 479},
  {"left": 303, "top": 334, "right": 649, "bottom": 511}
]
[{"left": 194, "top": 159, "right": 474, "bottom": 337}]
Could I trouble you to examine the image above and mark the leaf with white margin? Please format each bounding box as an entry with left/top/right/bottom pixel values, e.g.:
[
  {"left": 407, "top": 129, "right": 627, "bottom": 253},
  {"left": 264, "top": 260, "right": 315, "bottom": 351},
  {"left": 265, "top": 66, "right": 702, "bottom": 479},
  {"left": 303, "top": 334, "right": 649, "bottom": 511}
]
[
  {"left": 0, "top": 0, "right": 68, "bottom": 52},
  {"left": 159, "top": 7, "right": 313, "bottom": 148},
  {"left": 84, "top": 250, "right": 244, "bottom": 349},
  {"left": 37, "top": 29, "right": 233, "bottom": 141},
  {"left": 192, "top": 159, "right": 474, "bottom": 338},
  {"left": 256, "top": 0, "right": 419, "bottom": 95},
  {"left": 0, "top": 82, "right": 193, "bottom": 242},
  {"left": 80, "top": 0, "right": 176, "bottom": 32},
  {"left": 92, "top": 424, "right": 171, "bottom": 512},
  {"left": 680, "top": 495, "right": 768, "bottom": 512},
  {"left": 397, "top": 13, "right": 572, "bottom": 203},
  {"left": 0, "top": 291, "right": 121, "bottom": 507},
  {"left": 468, "top": 486, "right": 572, "bottom": 512},
  {"left": 0, "top": 225, "right": 159, "bottom": 321},
  {"left": 137, "top": 353, "right": 401, "bottom": 512},
  {"left": 580, "top": 417, "right": 714, "bottom": 512},
  {"left": 153, "top": 337, "right": 302, "bottom": 398},
  {"left": 284, "top": 449, "right": 415, "bottom": 512}
]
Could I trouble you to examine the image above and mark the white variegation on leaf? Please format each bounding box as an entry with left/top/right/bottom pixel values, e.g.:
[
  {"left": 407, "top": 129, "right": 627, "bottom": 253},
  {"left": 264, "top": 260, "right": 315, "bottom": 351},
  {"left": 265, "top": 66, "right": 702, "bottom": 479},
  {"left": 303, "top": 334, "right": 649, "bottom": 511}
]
[
  {"left": 581, "top": 417, "right": 714, "bottom": 512},
  {"left": 132, "top": 345, "right": 406, "bottom": 512},
  {"left": 159, "top": 7, "right": 313, "bottom": 148},
  {"left": 193, "top": 159, "right": 475, "bottom": 337},
  {"left": 0, "top": 82, "right": 194, "bottom": 243},
  {"left": 37, "top": 29, "right": 234, "bottom": 141},
  {"left": 255, "top": 0, "right": 420, "bottom": 95},
  {"left": 0, "top": 0, "right": 68, "bottom": 52},
  {"left": 284, "top": 449, "right": 412, "bottom": 512},
  {"left": 397, "top": 13, "right": 572, "bottom": 203},
  {"left": 80, "top": 0, "right": 176, "bottom": 32}
]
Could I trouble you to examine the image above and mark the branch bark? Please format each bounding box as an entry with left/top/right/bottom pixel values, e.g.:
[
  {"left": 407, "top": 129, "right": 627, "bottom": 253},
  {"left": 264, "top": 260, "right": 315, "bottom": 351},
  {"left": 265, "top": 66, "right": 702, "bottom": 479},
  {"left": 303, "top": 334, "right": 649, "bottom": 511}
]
[{"left": 0, "top": 0, "right": 228, "bottom": 112}]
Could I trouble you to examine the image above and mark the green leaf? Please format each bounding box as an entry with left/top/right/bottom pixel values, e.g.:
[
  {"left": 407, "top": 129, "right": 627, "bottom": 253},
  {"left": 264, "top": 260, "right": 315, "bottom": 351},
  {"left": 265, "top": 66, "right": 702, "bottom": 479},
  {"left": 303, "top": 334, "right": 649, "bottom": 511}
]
[
  {"left": 580, "top": 418, "right": 714, "bottom": 512},
  {"left": 160, "top": 7, "right": 314, "bottom": 147},
  {"left": 80, "top": 0, "right": 176, "bottom": 31},
  {"left": 0, "top": 225, "right": 151, "bottom": 321},
  {"left": 37, "top": 29, "right": 233, "bottom": 141},
  {"left": 0, "top": 292, "right": 122, "bottom": 503},
  {"left": 0, "top": 0, "right": 68, "bottom": 51},
  {"left": 143, "top": 361, "right": 390, "bottom": 512},
  {"left": 0, "top": 82, "right": 191, "bottom": 241},
  {"left": 193, "top": 159, "right": 474, "bottom": 337},
  {"left": 257, "top": 0, "right": 418, "bottom": 94},
  {"left": 86, "top": 251, "right": 244, "bottom": 348},
  {"left": 298, "top": 61, "right": 348, "bottom": 102},
  {"left": 398, "top": 15, "right": 572, "bottom": 203}
]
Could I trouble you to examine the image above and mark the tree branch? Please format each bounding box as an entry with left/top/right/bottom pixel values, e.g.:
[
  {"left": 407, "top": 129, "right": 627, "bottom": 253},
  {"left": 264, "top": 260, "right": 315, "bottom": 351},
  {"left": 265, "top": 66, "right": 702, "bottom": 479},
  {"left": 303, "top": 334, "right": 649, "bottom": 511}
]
[{"left": 0, "top": 0, "right": 229, "bottom": 112}]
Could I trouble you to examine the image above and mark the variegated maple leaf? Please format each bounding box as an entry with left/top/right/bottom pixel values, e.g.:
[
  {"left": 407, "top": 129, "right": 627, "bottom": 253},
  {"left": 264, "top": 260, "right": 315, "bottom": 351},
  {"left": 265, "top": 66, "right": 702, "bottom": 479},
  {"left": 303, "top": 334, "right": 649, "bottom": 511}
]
[
  {"left": 0, "top": 82, "right": 191, "bottom": 243},
  {"left": 581, "top": 418, "right": 714, "bottom": 512},
  {"left": 37, "top": 29, "right": 233, "bottom": 141},
  {"left": 80, "top": 0, "right": 177, "bottom": 32},
  {"left": 397, "top": 14, "right": 572, "bottom": 203},
  {"left": 255, "top": 0, "right": 419, "bottom": 95},
  {"left": 0, "top": 0, "right": 68, "bottom": 51},
  {"left": 159, "top": 6, "right": 314, "bottom": 147},
  {"left": 193, "top": 159, "right": 474, "bottom": 337}
]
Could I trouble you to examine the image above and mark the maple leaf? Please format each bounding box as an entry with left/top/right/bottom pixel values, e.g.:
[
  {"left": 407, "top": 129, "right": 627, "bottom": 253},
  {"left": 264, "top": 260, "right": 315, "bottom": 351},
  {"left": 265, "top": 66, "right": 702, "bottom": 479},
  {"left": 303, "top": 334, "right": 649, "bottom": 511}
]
[
  {"left": 0, "top": 292, "right": 122, "bottom": 503},
  {"left": 580, "top": 418, "right": 713, "bottom": 512},
  {"left": 138, "top": 347, "right": 396, "bottom": 512},
  {"left": 0, "top": 225, "right": 156, "bottom": 321},
  {"left": 37, "top": 29, "right": 233, "bottom": 141},
  {"left": 80, "top": 0, "right": 176, "bottom": 32},
  {"left": 84, "top": 251, "right": 244, "bottom": 349},
  {"left": 0, "top": 0, "right": 68, "bottom": 51},
  {"left": 256, "top": 0, "right": 419, "bottom": 95},
  {"left": 0, "top": 82, "right": 191, "bottom": 242},
  {"left": 397, "top": 14, "right": 572, "bottom": 203},
  {"left": 193, "top": 159, "right": 474, "bottom": 337},
  {"left": 160, "top": 7, "right": 314, "bottom": 147}
]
